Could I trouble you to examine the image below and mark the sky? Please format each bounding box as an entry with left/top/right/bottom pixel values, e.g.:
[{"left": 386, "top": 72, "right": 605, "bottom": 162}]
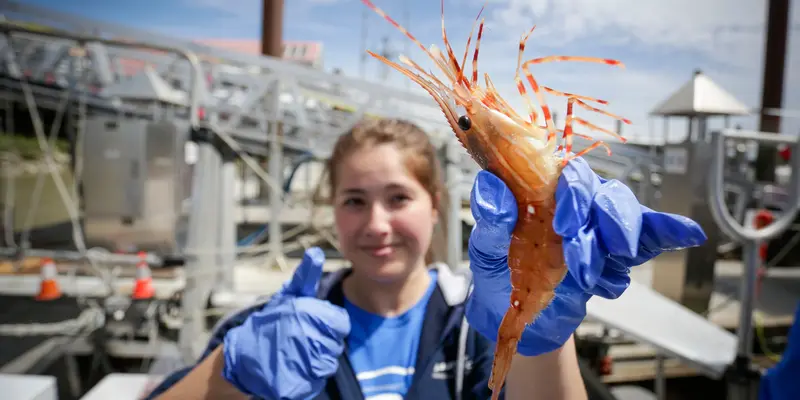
[{"left": 20, "top": 0, "right": 800, "bottom": 145}]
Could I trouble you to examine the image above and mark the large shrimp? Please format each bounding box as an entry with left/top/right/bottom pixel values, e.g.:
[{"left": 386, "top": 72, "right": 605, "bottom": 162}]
[{"left": 360, "top": 1, "right": 630, "bottom": 398}]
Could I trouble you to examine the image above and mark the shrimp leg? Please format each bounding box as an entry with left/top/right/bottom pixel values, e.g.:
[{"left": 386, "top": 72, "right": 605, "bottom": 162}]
[
  {"left": 519, "top": 55, "right": 623, "bottom": 145},
  {"left": 519, "top": 57, "right": 558, "bottom": 149},
  {"left": 543, "top": 86, "right": 609, "bottom": 105}
]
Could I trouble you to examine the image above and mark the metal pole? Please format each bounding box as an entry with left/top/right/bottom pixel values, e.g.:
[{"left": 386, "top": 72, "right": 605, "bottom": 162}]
[
  {"left": 218, "top": 152, "right": 237, "bottom": 292},
  {"left": 268, "top": 120, "right": 284, "bottom": 268},
  {"left": 737, "top": 242, "right": 760, "bottom": 358},
  {"left": 179, "top": 133, "right": 221, "bottom": 362},
  {"left": 259, "top": 0, "right": 285, "bottom": 260},
  {"left": 261, "top": 0, "right": 284, "bottom": 57},
  {"left": 755, "top": 0, "right": 791, "bottom": 182},
  {"left": 728, "top": 240, "right": 760, "bottom": 400},
  {"left": 260, "top": 0, "right": 284, "bottom": 215},
  {"left": 265, "top": 75, "right": 285, "bottom": 270},
  {"left": 445, "top": 140, "right": 462, "bottom": 270},
  {"left": 654, "top": 353, "right": 666, "bottom": 400}
]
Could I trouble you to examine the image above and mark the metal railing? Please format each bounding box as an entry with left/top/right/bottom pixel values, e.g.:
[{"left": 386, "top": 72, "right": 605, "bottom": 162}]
[{"left": 707, "top": 128, "right": 800, "bottom": 400}]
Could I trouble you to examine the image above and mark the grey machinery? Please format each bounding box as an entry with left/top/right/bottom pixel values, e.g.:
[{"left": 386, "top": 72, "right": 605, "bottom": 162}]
[
  {"left": 650, "top": 126, "right": 727, "bottom": 314},
  {"left": 82, "top": 116, "right": 191, "bottom": 256},
  {"left": 707, "top": 129, "right": 800, "bottom": 400}
]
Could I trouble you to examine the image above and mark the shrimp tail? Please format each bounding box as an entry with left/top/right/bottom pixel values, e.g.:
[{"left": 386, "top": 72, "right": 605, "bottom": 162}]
[
  {"left": 489, "top": 305, "right": 525, "bottom": 400},
  {"left": 487, "top": 199, "right": 565, "bottom": 399}
]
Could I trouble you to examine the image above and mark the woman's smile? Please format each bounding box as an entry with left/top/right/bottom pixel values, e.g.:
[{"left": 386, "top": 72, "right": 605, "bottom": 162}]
[{"left": 360, "top": 243, "right": 401, "bottom": 257}]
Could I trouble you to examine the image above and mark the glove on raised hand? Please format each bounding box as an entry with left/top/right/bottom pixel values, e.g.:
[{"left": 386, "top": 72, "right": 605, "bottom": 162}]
[
  {"left": 465, "top": 157, "right": 707, "bottom": 356},
  {"left": 223, "top": 247, "right": 351, "bottom": 399}
]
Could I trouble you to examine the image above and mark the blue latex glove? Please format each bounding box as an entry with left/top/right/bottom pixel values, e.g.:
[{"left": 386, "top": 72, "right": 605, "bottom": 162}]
[
  {"left": 222, "top": 247, "right": 351, "bottom": 399},
  {"left": 759, "top": 301, "right": 800, "bottom": 400},
  {"left": 465, "top": 157, "right": 707, "bottom": 356}
]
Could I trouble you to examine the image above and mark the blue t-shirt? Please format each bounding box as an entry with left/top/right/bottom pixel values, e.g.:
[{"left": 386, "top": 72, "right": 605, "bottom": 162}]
[{"left": 343, "top": 269, "right": 438, "bottom": 400}]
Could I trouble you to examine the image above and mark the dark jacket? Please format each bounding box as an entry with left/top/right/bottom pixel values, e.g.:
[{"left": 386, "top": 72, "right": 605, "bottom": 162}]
[{"left": 145, "top": 263, "right": 503, "bottom": 400}]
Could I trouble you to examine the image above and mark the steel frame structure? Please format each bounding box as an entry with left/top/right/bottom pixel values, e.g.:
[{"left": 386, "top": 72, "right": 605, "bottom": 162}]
[{"left": 0, "top": 0, "right": 663, "bottom": 363}]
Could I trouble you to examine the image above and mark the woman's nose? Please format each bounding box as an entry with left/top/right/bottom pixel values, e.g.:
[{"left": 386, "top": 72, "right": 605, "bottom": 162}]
[{"left": 364, "top": 204, "right": 391, "bottom": 236}]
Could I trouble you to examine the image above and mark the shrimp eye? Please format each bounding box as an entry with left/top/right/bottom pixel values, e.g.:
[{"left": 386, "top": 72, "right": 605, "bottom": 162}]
[{"left": 457, "top": 115, "right": 472, "bottom": 131}]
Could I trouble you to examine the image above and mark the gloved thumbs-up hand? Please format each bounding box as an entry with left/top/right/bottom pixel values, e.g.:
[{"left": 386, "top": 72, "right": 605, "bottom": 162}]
[{"left": 222, "top": 247, "right": 351, "bottom": 399}]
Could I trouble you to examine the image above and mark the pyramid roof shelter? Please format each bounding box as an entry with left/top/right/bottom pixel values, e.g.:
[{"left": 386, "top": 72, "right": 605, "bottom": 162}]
[{"left": 650, "top": 70, "right": 750, "bottom": 117}]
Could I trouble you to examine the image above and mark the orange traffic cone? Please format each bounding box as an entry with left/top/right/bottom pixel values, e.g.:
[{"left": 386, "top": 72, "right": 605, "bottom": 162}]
[
  {"left": 132, "top": 252, "right": 155, "bottom": 300},
  {"left": 36, "top": 258, "right": 61, "bottom": 301}
]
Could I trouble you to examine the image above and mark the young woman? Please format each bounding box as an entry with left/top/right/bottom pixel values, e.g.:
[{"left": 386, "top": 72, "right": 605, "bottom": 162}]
[{"left": 145, "top": 118, "right": 706, "bottom": 400}]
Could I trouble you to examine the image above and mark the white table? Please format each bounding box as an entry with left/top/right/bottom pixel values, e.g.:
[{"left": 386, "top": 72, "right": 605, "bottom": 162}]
[
  {"left": 0, "top": 374, "right": 57, "bottom": 400},
  {"left": 80, "top": 373, "right": 163, "bottom": 400}
]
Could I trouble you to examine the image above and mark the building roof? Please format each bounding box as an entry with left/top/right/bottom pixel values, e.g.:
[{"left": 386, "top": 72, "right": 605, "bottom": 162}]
[
  {"left": 195, "top": 39, "right": 323, "bottom": 68},
  {"left": 650, "top": 70, "right": 750, "bottom": 117}
]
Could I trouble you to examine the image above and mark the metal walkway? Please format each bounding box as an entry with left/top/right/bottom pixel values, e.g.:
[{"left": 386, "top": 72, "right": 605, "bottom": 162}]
[{"left": 0, "top": 1, "right": 452, "bottom": 155}]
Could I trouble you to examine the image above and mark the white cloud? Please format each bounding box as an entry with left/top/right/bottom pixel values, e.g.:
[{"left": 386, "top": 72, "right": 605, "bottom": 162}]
[
  {"left": 489, "top": 0, "right": 773, "bottom": 50},
  {"left": 483, "top": 0, "right": 800, "bottom": 85},
  {"left": 449, "top": 0, "right": 800, "bottom": 139}
]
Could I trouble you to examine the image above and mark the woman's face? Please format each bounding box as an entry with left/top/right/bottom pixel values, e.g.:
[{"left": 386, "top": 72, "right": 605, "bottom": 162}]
[{"left": 332, "top": 143, "right": 438, "bottom": 283}]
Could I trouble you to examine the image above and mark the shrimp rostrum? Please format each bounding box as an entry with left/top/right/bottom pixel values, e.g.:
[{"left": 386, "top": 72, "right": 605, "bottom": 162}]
[{"left": 361, "top": 0, "right": 631, "bottom": 398}]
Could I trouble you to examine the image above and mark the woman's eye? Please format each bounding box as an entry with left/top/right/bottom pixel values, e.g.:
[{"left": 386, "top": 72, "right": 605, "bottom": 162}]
[
  {"left": 342, "top": 198, "right": 364, "bottom": 207},
  {"left": 390, "top": 194, "right": 411, "bottom": 205}
]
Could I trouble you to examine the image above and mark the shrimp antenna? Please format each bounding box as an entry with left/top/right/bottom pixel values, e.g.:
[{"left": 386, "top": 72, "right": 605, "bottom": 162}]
[
  {"left": 457, "top": 4, "right": 485, "bottom": 85},
  {"left": 361, "top": 0, "right": 456, "bottom": 86},
  {"left": 440, "top": 0, "right": 468, "bottom": 87}
]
